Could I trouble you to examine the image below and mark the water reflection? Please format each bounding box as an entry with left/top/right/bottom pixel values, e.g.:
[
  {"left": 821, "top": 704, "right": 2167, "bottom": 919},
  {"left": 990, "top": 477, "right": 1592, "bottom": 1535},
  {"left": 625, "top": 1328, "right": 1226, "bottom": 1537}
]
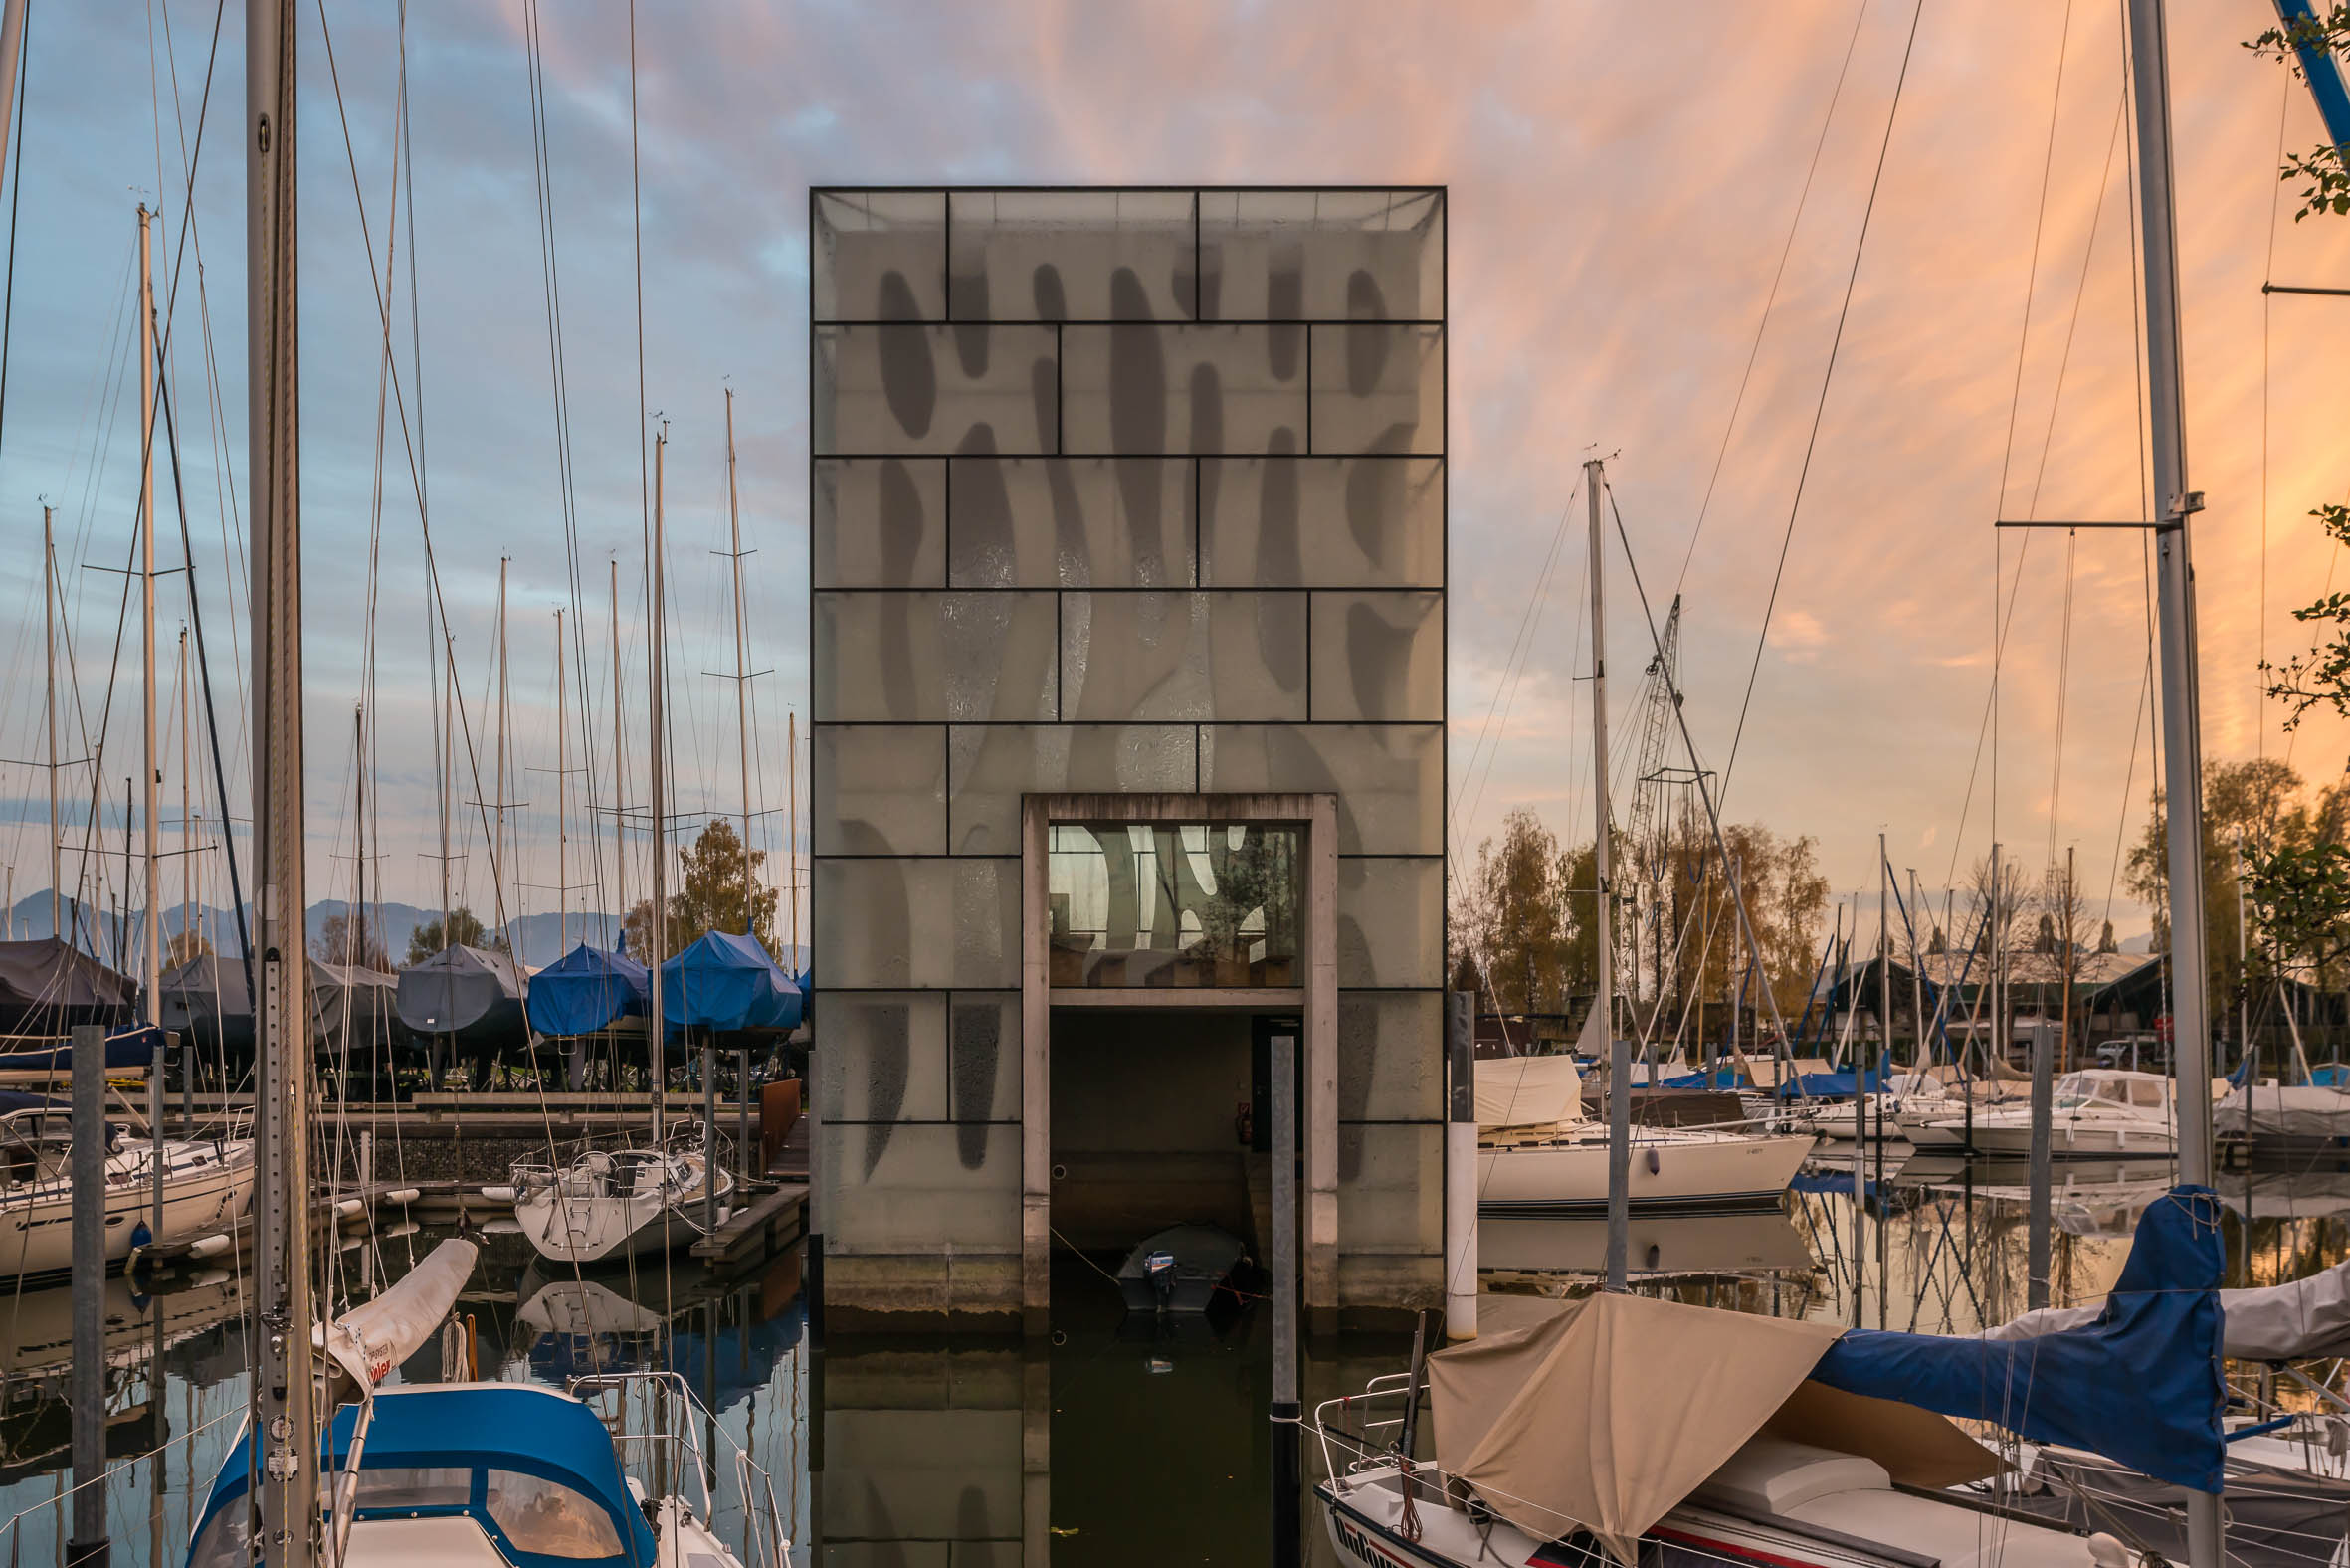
[{"left": 0, "top": 1225, "right": 811, "bottom": 1567}]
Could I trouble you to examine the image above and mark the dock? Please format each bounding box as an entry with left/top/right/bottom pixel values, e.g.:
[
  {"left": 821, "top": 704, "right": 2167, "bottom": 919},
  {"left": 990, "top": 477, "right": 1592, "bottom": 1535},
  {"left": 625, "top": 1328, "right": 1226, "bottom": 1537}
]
[{"left": 689, "top": 1181, "right": 807, "bottom": 1263}]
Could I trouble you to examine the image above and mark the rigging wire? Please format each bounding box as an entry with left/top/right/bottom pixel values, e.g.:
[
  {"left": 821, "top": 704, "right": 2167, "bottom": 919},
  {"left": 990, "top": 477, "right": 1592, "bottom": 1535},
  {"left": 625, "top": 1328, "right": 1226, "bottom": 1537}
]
[{"left": 1718, "top": 0, "right": 1928, "bottom": 806}]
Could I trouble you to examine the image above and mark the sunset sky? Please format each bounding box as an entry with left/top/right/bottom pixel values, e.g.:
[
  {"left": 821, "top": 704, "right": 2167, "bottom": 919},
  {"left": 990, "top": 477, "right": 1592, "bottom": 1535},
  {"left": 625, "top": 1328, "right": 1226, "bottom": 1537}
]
[{"left": 0, "top": 0, "right": 2342, "bottom": 952}]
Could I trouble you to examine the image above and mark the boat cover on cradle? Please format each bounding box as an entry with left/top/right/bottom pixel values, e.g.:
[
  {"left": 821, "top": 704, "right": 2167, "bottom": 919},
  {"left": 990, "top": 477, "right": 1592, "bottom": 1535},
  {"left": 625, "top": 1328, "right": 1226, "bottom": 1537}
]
[
  {"left": 0, "top": 1022, "right": 167, "bottom": 1073},
  {"left": 1473, "top": 1055, "right": 1581, "bottom": 1127},
  {"left": 1772, "top": 1069, "right": 1887, "bottom": 1099},
  {"left": 661, "top": 930, "right": 800, "bottom": 1033},
  {"left": 189, "top": 1382, "right": 658, "bottom": 1568},
  {"left": 527, "top": 942, "right": 650, "bottom": 1038},
  {"left": 1812, "top": 1183, "right": 2227, "bottom": 1492},
  {"left": 0, "top": 937, "right": 133, "bottom": 1034},
  {"left": 163, "top": 957, "right": 404, "bottom": 1055},
  {"left": 396, "top": 943, "right": 527, "bottom": 1037},
  {"left": 2215, "top": 1081, "right": 2350, "bottom": 1140}
]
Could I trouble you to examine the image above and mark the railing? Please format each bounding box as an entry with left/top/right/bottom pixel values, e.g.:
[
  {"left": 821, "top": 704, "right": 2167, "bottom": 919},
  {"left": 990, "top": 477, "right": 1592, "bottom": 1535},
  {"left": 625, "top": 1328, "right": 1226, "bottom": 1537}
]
[{"left": 568, "top": 1369, "right": 790, "bottom": 1568}]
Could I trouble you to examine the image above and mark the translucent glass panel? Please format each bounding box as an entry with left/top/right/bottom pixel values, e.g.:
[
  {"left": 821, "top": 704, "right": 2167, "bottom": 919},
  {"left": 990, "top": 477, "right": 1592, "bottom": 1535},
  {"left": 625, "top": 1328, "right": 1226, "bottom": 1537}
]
[
  {"left": 1311, "top": 591, "right": 1442, "bottom": 722},
  {"left": 1336, "top": 1123, "right": 1442, "bottom": 1251},
  {"left": 814, "top": 459, "right": 946, "bottom": 588},
  {"left": 1061, "top": 591, "right": 1306, "bottom": 722},
  {"left": 813, "top": 726, "right": 946, "bottom": 855},
  {"left": 947, "top": 458, "right": 1196, "bottom": 588},
  {"left": 1338, "top": 990, "right": 1443, "bottom": 1120},
  {"left": 815, "top": 858, "right": 1020, "bottom": 988},
  {"left": 951, "top": 992, "right": 1021, "bottom": 1122},
  {"left": 1198, "top": 189, "right": 1444, "bottom": 321},
  {"left": 1199, "top": 457, "right": 1441, "bottom": 587},
  {"left": 949, "top": 190, "right": 1198, "bottom": 321},
  {"left": 814, "top": 191, "right": 945, "bottom": 322},
  {"left": 815, "top": 324, "right": 1058, "bottom": 456},
  {"left": 817, "top": 991, "right": 947, "bottom": 1122},
  {"left": 1336, "top": 858, "right": 1443, "bottom": 987},
  {"left": 1200, "top": 724, "right": 1441, "bottom": 855},
  {"left": 1048, "top": 823, "right": 1301, "bottom": 988},
  {"left": 814, "top": 592, "right": 1059, "bottom": 722},
  {"left": 1059, "top": 326, "right": 1306, "bottom": 455},
  {"left": 1311, "top": 324, "right": 1442, "bottom": 456},
  {"left": 818, "top": 1121, "right": 1020, "bottom": 1255},
  {"left": 946, "top": 723, "right": 1196, "bottom": 856}
]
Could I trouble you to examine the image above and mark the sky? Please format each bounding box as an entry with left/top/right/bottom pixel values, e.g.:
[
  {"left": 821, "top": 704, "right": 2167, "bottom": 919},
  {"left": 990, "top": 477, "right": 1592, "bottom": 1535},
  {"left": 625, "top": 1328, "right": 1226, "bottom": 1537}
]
[{"left": 0, "top": 0, "right": 2343, "bottom": 959}]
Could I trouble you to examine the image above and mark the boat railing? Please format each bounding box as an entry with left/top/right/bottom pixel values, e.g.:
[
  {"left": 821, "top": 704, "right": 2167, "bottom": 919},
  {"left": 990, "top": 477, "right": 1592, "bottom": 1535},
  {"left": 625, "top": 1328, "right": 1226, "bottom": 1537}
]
[{"left": 569, "top": 1368, "right": 788, "bottom": 1566}]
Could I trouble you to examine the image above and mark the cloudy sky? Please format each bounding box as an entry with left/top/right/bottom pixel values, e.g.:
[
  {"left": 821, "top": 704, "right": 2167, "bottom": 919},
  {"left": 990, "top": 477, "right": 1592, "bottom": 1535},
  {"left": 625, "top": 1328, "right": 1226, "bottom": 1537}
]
[{"left": 0, "top": 0, "right": 2343, "bottom": 956}]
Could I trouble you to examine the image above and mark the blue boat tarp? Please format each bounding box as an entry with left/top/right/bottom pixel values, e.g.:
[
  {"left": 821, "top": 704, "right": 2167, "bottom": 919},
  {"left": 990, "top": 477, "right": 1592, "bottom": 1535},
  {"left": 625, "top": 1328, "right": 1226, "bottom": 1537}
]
[
  {"left": 192, "top": 1383, "right": 658, "bottom": 1567},
  {"left": 527, "top": 943, "right": 651, "bottom": 1038},
  {"left": 1659, "top": 1067, "right": 1745, "bottom": 1090},
  {"left": 662, "top": 930, "right": 800, "bottom": 1033},
  {"left": 0, "top": 1022, "right": 166, "bottom": 1074},
  {"left": 1810, "top": 1184, "right": 2227, "bottom": 1492},
  {"left": 1774, "top": 1069, "right": 1887, "bottom": 1101}
]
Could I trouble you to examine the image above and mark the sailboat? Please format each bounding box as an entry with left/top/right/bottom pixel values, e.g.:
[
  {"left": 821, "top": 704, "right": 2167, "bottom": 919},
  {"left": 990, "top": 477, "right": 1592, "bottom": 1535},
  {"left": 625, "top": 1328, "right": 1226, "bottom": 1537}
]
[{"left": 182, "top": 8, "right": 785, "bottom": 1564}]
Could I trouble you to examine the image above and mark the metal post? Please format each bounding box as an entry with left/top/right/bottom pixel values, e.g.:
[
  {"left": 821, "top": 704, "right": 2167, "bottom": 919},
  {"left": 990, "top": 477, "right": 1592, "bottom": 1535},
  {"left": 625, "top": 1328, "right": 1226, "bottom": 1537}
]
[
  {"left": 68, "top": 1024, "right": 107, "bottom": 1568},
  {"left": 139, "top": 204, "right": 161, "bottom": 1033},
  {"left": 247, "top": 0, "right": 318, "bottom": 1558},
  {"left": 648, "top": 429, "right": 669, "bottom": 1140},
  {"left": 1270, "top": 1029, "right": 1300, "bottom": 1568},
  {"left": 1589, "top": 460, "right": 1630, "bottom": 1295},
  {"left": 2028, "top": 1019, "right": 2054, "bottom": 1310},
  {"left": 1444, "top": 990, "right": 1477, "bottom": 1339},
  {"left": 736, "top": 1047, "right": 750, "bottom": 1193},
  {"left": 703, "top": 1041, "right": 718, "bottom": 1230},
  {"left": 2127, "top": 0, "right": 2221, "bottom": 1560}
]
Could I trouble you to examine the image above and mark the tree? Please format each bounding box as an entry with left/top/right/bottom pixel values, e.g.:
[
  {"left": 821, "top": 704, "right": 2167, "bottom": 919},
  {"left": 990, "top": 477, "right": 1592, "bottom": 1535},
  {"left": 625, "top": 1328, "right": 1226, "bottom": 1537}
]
[
  {"left": 403, "top": 905, "right": 503, "bottom": 967},
  {"left": 2250, "top": 11, "right": 2350, "bottom": 221},
  {"left": 314, "top": 908, "right": 390, "bottom": 972},
  {"left": 622, "top": 819, "right": 782, "bottom": 963},
  {"left": 2125, "top": 758, "right": 2313, "bottom": 1004},
  {"left": 1448, "top": 808, "right": 1576, "bottom": 1014},
  {"left": 164, "top": 929, "right": 212, "bottom": 967}
]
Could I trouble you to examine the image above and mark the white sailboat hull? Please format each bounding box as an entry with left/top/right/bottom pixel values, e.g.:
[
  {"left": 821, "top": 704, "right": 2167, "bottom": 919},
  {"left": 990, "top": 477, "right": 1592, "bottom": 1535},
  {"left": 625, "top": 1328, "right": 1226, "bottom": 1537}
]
[
  {"left": 0, "top": 1139, "right": 252, "bottom": 1278},
  {"left": 1474, "top": 1129, "right": 1813, "bottom": 1213},
  {"left": 513, "top": 1147, "right": 734, "bottom": 1265},
  {"left": 1956, "top": 1117, "right": 2177, "bottom": 1157}
]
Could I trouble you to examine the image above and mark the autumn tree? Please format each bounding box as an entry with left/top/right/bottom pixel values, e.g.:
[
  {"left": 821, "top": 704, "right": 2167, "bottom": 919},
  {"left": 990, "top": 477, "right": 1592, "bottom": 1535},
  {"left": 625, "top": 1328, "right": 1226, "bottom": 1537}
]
[
  {"left": 314, "top": 908, "right": 390, "bottom": 972},
  {"left": 163, "top": 928, "right": 212, "bottom": 967},
  {"left": 2126, "top": 758, "right": 2315, "bottom": 1001},
  {"left": 622, "top": 818, "right": 781, "bottom": 963},
  {"left": 1448, "top": 808, "right": 1576, "bottom": 1013},
  {"left": 403, "top": 905, "right": 503, "bottom": 966}
]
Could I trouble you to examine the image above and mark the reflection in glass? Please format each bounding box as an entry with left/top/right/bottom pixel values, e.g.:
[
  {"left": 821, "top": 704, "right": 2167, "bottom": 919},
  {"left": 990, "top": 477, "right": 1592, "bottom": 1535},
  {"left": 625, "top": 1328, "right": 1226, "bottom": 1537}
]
[{"left": 1048, "top": 822, "right": 1300, "bottom": 988}]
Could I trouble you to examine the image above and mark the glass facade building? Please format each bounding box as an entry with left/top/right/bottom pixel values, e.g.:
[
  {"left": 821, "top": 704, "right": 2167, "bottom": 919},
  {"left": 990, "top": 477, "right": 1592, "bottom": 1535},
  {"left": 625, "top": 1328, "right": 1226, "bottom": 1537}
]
[{"left": 810, "top": 187, "right": 1446, "bottom": 1327}]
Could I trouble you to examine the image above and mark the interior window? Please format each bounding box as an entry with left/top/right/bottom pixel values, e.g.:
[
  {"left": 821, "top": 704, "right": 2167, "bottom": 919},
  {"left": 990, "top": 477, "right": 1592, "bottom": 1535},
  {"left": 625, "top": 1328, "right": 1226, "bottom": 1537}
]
[
  {"left": 486, "top": 1470, "right": 625, "bottom": 1559},
  {"left": 187, "top": 1508, "right": 253, "bottom": 1568},
  {"left": 2132, "top": 1081, "right": 2165, "bottom": 1109},
  {"left": 352, "top": 1467, "right": 472, "bottom": 1510}
]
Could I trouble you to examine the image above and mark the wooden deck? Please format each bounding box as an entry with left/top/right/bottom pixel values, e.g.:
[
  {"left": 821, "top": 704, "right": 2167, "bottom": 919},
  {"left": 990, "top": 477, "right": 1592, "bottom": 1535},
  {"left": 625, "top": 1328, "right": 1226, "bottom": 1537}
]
[{"left": 689, "top": 1182, "right": 807, "bottom": 1263}]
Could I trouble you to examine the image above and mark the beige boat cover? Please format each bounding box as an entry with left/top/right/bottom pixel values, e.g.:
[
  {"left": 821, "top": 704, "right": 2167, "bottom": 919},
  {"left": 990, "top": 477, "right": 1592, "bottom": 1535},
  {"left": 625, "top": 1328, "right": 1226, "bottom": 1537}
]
[
  {"left": 1429, "top": 1292, "right": 1996, "bottom": 1562},
  {"left": 1474, "top": 1056, "right": 1582, "bottom": 1128},
  {"left": 316, "top": 1236, "right": 479, "bottom": 1400}
]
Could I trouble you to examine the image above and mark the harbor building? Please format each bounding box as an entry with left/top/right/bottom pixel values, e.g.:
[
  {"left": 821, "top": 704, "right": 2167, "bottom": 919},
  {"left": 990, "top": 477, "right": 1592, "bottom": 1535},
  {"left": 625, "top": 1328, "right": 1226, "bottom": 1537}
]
[{"left": 809, "top": 186, "right": 1447, "bottom": 1329}]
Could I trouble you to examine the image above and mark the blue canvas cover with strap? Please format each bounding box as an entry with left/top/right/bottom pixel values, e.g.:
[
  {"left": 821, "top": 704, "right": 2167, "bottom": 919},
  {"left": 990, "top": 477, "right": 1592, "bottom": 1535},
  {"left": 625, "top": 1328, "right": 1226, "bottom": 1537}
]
[
  {"left": 661, "top": 930, "right": 801, "bottom": 1033},
  {"left": 1809, "top": 1184, "right": 2227, "bottom": 1492},
  {"left": 526, "top": 942, "right": 650, "bottom": 1038}
]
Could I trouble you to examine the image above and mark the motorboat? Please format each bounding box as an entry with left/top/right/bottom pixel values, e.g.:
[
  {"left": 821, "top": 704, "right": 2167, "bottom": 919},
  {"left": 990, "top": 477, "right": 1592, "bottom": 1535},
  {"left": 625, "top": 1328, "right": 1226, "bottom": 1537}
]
[
  {"left": 1115, "top": 1222, "right": 1249, "bottom": 1313},
  {"left": 1798, "top": 1071, "right": 1952, "bottom": 1141},
  {"left": 1914, "top": 1069, "right": 2177, "bottom": 1157},
  {"left": 1473, "top": 1055, "right": 1814, "bottom": 1213},
  {"left": 0, "top": 1090, "right": 252, "bottom": 1277},
  {"left": 508, "top": 1129, "right": 736, "bottom": 1265},
  {"left": 2215, "top": 1079, "right": 2350, "bottom": 1149},
  {"left": 1315, "top": 1186, "right": 2227, "bottom": 1568}
]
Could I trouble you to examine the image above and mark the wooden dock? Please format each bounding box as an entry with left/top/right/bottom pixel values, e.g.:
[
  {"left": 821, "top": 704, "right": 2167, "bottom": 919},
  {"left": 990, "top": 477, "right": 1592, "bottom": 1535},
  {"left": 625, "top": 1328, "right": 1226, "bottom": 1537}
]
[{"left": 689, "top": 1182, "right": 807, "bottom": 1263}]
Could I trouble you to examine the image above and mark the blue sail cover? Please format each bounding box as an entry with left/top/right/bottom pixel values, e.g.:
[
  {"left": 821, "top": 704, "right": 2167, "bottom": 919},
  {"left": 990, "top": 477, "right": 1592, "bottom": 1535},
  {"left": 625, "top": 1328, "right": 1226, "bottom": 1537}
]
[
  {"left": 1811, "top": 1184, "right": 2226, "bottom": 1492},
  {"left": 1774, "top": 1069, "right": 1887, "bottom": 1100},
  {"left": 0, "top": 1022, "right": 167, "bottom": 1073},
  {"left": 527, "top": 943, "right": 651, "bottom": 1038},
  {"left": 661, "top": 930, "right": 801, "bottom": 1033}
]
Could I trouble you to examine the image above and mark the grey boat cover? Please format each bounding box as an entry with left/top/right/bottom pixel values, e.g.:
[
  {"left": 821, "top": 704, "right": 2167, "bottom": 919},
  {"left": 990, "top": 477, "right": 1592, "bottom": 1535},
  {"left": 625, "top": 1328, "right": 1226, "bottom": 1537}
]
[
  {"left": 163, "top": 956, "right": 404, "bottom": 1055},
  {"left": 1983, "top": 1257, "right": 2350, "bottom": 1361},
  {"left": 396, "top": 945, "right": 526, "bottom": 1039},
  {"left": 0, "top": 938, "right": 134, "bottom": 1032},
  {"left": 2215, "top": 1082, "right": 2350, "bottom": 1140}
]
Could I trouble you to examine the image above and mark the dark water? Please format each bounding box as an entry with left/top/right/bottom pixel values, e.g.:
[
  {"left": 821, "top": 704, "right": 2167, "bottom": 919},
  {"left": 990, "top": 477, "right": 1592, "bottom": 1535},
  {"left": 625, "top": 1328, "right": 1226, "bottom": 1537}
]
[{"left": 0, "top": 1224, "right": 811, "bottom": 1567}]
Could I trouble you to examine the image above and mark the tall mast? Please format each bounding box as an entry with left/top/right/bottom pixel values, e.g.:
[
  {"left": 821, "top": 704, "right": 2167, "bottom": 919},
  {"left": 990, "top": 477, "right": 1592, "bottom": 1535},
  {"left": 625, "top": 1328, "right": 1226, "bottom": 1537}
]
[
  {"left": 787, "top": 711, "right": 798, "bottom": 962},
  {"left": 724, "top": 388, "right": 754, "bottom": 936},
  {"left": 353, "top": 703, "right": 365, "bottom": 964},
  {"left": 555, "top": 609, "right": 567, "bottom": 953},
  {"left": 610, "top": 558, "right": 627, "bottom": 948},
  {"left": 179, "top": 628, "right": 190, "bottom": 956},
  {"left": 432, "top": 602, "right": 450, "bottom": 947},
  {"left": 138, "top": 204, "right": 161, "bottom": 1019},
  {"left": 246, "top": 0, "right": 317, "bottom": 1557},
  {"left": 649, "top": 426, "right": 668, "bottom": 1137},
  {"left": 2125, "top": 3, "right": 2218, "bottom": 1563},
  {"left": 495, "top": 556, "right": 511, "bottom": 961},
  {"left": 43, "top": 505, "right": 57, "bottom": 938},
  {"left": 1590, "top": 459, "right": 1628, "bottom": 1294}
]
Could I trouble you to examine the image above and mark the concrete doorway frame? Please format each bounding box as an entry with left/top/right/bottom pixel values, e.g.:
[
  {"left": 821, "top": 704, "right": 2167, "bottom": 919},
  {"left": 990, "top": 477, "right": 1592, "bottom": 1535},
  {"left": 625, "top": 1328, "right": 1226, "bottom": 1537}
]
[{"left": 1020, "top": 792, "right": 1337, "bottom": 1335}]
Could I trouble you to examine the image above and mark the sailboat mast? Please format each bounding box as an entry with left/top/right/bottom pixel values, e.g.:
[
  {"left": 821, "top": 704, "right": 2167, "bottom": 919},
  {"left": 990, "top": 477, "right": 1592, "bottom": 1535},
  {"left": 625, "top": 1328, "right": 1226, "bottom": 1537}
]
[
  {"left": 556, "top": 608, "right": 567, "bottom": 952},
  {"left": 180, "top": 629, "right": 190, "bottom": 957},
  {"left": 649, "top": 427, "right": 668, "bottom": 1139},
  {"left": 43, "top": 504, "right": 57, "bottom": 938},
  {"left": 1589, "top": 459, "right": 1628, "bottom": 1294},
  {"left": 2124, "top": 2, "right": 2218, "bottom": 1563},
  {"left": 139, "top": 203, "right": 161, "bottom": 1019},
  {"left": 610, "top": 558, "right": 628, "bottom": 946},
  {"left": 496, "top": 556, "right": 510, "bottom": 960},
  {"left": 725, "top": 388, "right": 753, "bottom": 935},
  {"left": 787, "top": 711, "right": 798, "bottom": 961},
  {"left": 246, "top": 0, "right": 318, "bottom": 1556}
]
